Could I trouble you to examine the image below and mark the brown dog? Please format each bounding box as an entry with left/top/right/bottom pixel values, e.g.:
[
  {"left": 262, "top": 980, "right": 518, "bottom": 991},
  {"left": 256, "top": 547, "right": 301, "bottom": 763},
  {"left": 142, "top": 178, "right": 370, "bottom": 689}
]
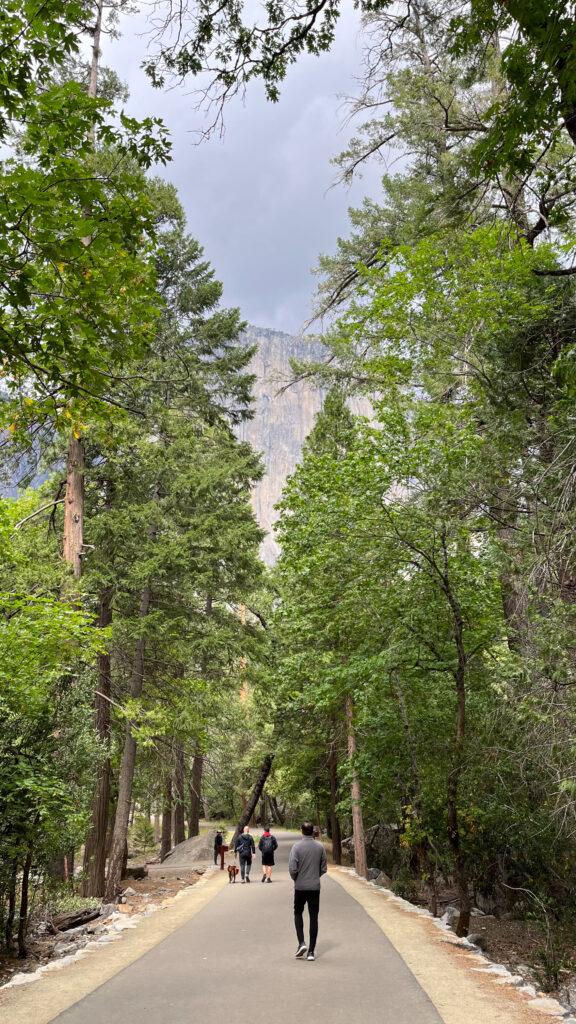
[{"left": 227, "top": 864, "right": 239, "bottom": 883}]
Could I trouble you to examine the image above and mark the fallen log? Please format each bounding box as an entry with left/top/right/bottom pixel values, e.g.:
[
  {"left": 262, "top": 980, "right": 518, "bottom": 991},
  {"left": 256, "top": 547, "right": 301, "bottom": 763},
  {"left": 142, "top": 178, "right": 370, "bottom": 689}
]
[{"left": 52, "top": 907, "right": 101, "bottom": 932}]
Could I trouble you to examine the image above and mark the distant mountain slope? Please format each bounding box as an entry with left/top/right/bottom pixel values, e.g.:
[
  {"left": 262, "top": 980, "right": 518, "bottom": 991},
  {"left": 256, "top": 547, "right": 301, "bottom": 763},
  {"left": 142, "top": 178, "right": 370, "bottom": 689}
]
[
  {"left": 0, "top": 327, "right": 342, "bottom": 567},
  {"left": 237, "top": 326, "right": 326, "bottom": 565}
]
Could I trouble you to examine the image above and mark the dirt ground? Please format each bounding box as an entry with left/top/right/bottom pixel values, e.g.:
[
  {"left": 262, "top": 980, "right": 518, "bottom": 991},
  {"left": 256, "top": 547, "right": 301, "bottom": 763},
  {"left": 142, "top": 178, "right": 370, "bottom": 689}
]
[
  {"left": 0, "top": 871, "right": 204, "bottom": 990},
  {"left": 467, "top": 915, "right": 545, "bottom": 970}
]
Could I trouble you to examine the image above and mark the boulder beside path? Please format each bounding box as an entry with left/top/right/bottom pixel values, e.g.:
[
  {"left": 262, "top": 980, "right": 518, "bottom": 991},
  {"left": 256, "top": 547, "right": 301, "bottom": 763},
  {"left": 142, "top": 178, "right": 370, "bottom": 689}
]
[{"left": 147, "top": 830, "right": 218, "bottom": 876}]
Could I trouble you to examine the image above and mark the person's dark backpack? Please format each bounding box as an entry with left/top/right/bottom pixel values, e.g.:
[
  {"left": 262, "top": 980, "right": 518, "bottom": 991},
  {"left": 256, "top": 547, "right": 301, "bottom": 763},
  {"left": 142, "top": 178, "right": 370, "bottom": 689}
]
[
  {"left": 237, "top": 834, "right": 252, "bottom": 856},
  {"left": 261, "top": 834, "right": 276, "bottom": 854}
]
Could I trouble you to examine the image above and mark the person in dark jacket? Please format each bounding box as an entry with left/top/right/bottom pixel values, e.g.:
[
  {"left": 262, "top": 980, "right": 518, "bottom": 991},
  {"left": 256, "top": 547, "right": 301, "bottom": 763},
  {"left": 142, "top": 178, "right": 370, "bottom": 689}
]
[
  {"left": 234, "top": 825, "right": 256, "bottom": 882},
  {"left": 258, "top": 825, "right": 278, "bottom": 883},
  {"left": 288, "top": 821, "right": 327, "bottom": 961},
  {"left": 214, "top": 829, "right": 223, "bottom": 866}
]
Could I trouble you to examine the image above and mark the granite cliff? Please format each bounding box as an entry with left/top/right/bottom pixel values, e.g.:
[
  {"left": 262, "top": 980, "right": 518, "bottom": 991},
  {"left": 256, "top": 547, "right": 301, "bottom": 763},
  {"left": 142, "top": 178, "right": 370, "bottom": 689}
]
[{"left": 237, "top": 326, "right": 326, "bottom": 565}]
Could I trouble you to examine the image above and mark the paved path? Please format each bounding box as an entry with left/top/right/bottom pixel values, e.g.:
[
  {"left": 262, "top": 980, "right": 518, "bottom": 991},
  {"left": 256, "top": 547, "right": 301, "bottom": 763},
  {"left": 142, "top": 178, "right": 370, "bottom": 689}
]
[
  {"left": 1, "top": 832, "right": 556, "bottom": 1024},
  {"left": 55, "top": 831, "right": 440, "bottom": 1024}
]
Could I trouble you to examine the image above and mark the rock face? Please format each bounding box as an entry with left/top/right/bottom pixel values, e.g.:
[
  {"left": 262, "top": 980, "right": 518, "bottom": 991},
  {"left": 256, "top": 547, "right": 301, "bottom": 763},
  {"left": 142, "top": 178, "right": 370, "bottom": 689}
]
[
  {"left": 237, "top": 326, "right": 326, "bottom": 565},
  {"left": 160, "top": 830, "right": 216, "bottom": 866},
  {"left": 342, "top": 823, "right": 403, "bottom": 877}
]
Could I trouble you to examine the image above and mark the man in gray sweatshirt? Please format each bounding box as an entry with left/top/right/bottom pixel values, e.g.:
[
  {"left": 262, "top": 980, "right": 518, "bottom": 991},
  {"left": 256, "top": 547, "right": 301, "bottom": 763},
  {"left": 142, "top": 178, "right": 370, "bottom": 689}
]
[{"left": 288, "top": 822, "right": 327, "bottom": 961}]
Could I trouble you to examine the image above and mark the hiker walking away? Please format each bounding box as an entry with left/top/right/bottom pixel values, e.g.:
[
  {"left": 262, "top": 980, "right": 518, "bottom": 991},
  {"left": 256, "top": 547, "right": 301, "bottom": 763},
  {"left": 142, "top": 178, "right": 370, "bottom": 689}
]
[
  {"left": 288, "top": 821, "right": 327, "bottom": 961},
  {"left": 258, "top": 825, "right": 278, "bottom": 882},
  {"left": 214, "top": 829, "right": 223, "bottom": 866},
  {"left": 235, "top": 825, "right": 256, "bottom": 883}
]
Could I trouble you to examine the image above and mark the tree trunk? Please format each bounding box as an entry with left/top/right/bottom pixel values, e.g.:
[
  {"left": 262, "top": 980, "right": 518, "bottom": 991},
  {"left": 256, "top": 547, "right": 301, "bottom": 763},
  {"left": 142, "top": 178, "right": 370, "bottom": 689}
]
[
  {"left": 52, "top": 907, "right": 101, "bottom": 931},
  {"left": 230, "top": 755, "right": 275, "bottom": 850},
  {"left": 121, "top": 838, "right": 129, "bottom": 880},
  {"left": 17, "top": 849, "right": 33, "bottom": 959},
  {"left": 345, "top": 696, "right": 367, "bottom": 879},
  {"left": 62, "top": 2, "right": 103, "bottom": 577},
  {"left": 52, "top": 433, "right": 87, "bottom": 885},
  {"left": 440, "top": 544, "right": 471, "bottom": 937},
  {"left": 160, "top": 776, "right": 172, "bottom": 862},
  {"left": 173, "top": 744, "right": 186, "bottom": 847},
  {"left": 446, "top": 661, "right": 471, "bottom": 937},
  {"left": 269, "top": 796, "right": 285, "bottom": 825},
  {"left": 188, "top": 749, "right": 203, "bottom": 839},
  {"left": 62, "top": 435, "right": 85, "bottom": 580},
  {"left": 328, "top": 737, "right": 342, "bottom": 865},
  {"left": 88, "top": 2, "right": 103, "bottom": 101},
  {"left": 82, "top": 590, "right": 113, "bottom": 896},
  {"left": 104, "top": 584, "right": 151, "bottom": 901},
  {"left": 5, "top": 860, "right": 17, "bottom": 952},
  {"left": 392, "top": 669, "right": 437, "bottom": 913}
]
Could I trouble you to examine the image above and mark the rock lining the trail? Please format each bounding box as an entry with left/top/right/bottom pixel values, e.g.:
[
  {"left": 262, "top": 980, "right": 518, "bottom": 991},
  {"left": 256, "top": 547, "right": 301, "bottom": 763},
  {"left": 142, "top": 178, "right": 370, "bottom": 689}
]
[
  {"left": 339, "top": 866, "right": 571, "bottom": 1020},
  {"left": 0, "top": 869, "right": 217, "bottom": 994}
]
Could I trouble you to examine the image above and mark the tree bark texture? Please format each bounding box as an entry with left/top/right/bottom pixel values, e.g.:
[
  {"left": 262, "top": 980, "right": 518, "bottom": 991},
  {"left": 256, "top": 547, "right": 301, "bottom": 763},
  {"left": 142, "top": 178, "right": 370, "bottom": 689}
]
[
  {"left": 5, "top": 861, "right": 17, "bottom": 952},
  {"left": 63, "top": 4, "right": 103, "bottom": 582},
  {"left": 188, "top": 748, "right": 203, "bottom": 839},
  {"left": 328, "top": 737, "right": 342, "bottom": 865},
  {"left": 391, "top": 671, "right": 436, "bottom": 913},
  {"left": 88, "top": 2, "right": 103, "bottom": 101},
  {"left": 345, "top": 695, "right": 367, "bottom": 879},
  {"left": 230, "top": 755, "right": 275, "bottom": 850},
  {"left": 269, "top": 796, "right": 285, "bottom": 825},
  {"left": 160, "top": 776, "right": 172, "bottom": 862},
  {"left": 173, "top": 743, "right": 186, "bottom": 847},
  {"left": 440, "top": 540, "right": 471, "bottom": 937},
  {"left": 62, "top": 435, "right": 85, "bottom": 580},
  {"left": 392, "top": 669, "right": 437, "bottom": 914},
  {"left": 17, "top": 849, "right": 33, "bottom": 958},
  {"left": 82, "top": 590, "right": 113, "bottom": 897},
  {"left": 446, "top": 659, "right": 471, "bottom": 936}
]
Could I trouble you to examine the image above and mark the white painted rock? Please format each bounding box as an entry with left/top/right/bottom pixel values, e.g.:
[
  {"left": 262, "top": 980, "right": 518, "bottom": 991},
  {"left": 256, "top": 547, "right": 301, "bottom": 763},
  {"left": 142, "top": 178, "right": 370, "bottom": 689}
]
[
  {"left": 496, "top": 974, "right": 525, "bottom": 986},
  {"left": 442, "top": 906, "right": 460, "bottom": 928},
  {"left": 559, "top": 981, "right": 576, "bottom": 1008},
  {"left": 5, "top": 972, "right": 36, "bottom": 987},
  {"left": 525, "top": 996, "right": 566, "bottom": 1016}
]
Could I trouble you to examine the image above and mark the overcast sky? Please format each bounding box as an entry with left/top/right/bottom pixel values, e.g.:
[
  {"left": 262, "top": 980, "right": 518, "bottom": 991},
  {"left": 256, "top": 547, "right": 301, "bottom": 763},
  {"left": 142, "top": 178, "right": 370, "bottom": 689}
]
[{"left": 105, "top": 6, "right": 384, "bottom": 335}]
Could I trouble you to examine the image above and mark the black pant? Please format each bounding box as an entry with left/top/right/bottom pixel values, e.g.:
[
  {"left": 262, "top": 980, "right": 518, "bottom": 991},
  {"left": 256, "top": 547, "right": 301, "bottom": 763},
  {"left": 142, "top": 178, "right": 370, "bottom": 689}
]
[
  {"left": 294, "top": 889, "right": 320, "bottom": 952},
  {"left": 239, "top": 854, "right": 251, "bottom": 879}
]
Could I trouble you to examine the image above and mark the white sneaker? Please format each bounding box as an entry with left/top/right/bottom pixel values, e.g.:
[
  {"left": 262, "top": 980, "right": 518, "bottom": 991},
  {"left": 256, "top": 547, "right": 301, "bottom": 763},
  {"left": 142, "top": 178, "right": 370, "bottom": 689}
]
[
  {"left": 295, "top": 943, "right": 307, "bottom": 958},
  {"left": 307, "top": 952, "right": 315, "bottom": 961}
]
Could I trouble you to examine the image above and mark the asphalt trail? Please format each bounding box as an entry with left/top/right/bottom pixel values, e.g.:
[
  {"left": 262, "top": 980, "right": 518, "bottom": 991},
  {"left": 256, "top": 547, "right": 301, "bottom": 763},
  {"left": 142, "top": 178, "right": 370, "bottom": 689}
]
[{"left": 53, "top": 831, "right": 442, "bottom": 1024}]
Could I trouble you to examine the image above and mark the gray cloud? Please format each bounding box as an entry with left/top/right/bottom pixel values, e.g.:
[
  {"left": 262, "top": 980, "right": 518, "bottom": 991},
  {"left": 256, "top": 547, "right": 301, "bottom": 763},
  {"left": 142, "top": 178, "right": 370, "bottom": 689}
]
[{"left": 107, "top": 7, "right": 384, "bottom": 334}]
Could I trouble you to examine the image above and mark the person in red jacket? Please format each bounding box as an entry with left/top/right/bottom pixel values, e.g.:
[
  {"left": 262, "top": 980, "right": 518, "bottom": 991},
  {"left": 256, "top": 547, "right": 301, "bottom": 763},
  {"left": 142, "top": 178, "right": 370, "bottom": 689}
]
[{"left": 258, "top": 825, "right": 278, "bottom": 882}]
